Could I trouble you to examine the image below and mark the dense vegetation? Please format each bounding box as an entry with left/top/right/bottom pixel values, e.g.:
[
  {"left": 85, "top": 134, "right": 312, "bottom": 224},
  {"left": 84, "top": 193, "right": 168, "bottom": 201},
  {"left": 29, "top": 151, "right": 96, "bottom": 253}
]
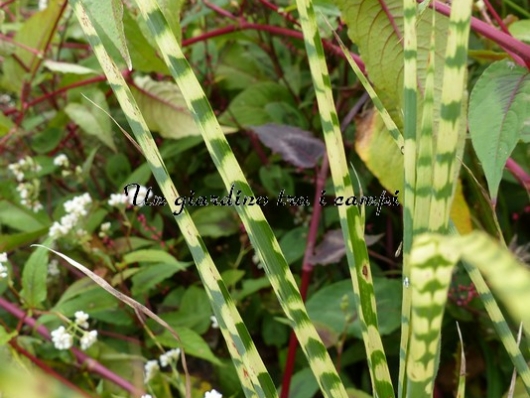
[{"left": 1, "top": 0, "right": 530, "bottom": 397}]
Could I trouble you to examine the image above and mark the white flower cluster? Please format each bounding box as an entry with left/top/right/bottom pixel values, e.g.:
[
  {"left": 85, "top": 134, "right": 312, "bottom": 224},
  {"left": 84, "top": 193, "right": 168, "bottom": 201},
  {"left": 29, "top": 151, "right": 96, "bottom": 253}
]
[
  {"left": 144, "top": 347, "right": 182, "bottom": 384},
  {"left": 50, "top": 311, "right": 97, "bottom": 351},
  {"left": 210, "top": 315, "right": 219, "bottom": 329},
  {"left": 53, "top": 154, "right": 69, "bottom": 168},
  {"left": 8, "top": 156, "right": 43, "bottom": 212},
  {"left": 204, "top": 389, "right": 222, "bottom": 398},
  {"left": 98, "top": 222, "right": 111, "bottom": 238},
  {"left": 49, "top": 193, "right": 92, "bottom": 239},
  {"left": 48, "top": 259, "right": 60, "bottom": 277},
  {"left": 51, "top": 326, "right": 73, "bottom": 350},
  {"left": 108, "top": 185, "right": 149, "bottom": 208},
  {"left": 159, "top": 348, "right": 180, "bottom": 367},
  {"left": 0, "top": 252, "right": 8, "bottom": 279},
  {"left": 144, "top": 360, "right": 160, "bottom": 383}
]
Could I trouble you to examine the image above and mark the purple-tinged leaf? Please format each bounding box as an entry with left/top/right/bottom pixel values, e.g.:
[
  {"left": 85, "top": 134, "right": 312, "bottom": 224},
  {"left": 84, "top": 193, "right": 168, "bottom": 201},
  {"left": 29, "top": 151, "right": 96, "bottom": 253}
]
[
  {"left": 251, "top": 124, "right": 325, "bottom": 168},
  {"left": 309, "top": 229, "right": 383, "bottom": 265}
]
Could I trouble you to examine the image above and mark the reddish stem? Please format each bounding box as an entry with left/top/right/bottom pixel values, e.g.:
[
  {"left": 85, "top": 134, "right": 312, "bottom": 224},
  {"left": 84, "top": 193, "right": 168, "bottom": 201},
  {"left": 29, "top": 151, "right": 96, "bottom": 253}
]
[
  {"left": 506, "top": 158, "right": 530, "bottom": 191},
  {"left": 433, "top": 2, "right": 530, "bottom": 68},
  {"left": 0, "top": 297, "right": 143, "bottom": 396},
  {"left": 281, "top": 154, "right": 330, "bottom": 398},
  {"left": 181, "top": 22, "right": 366, "bottom": 73},
  {"left": 482, "top": 0, "right": 510, "bottom": 34}
]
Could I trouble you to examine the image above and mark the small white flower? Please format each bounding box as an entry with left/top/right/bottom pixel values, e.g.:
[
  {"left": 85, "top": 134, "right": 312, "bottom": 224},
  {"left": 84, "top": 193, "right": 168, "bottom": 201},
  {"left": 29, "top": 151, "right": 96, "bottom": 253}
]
[
  {"left": 48, "top": 260, "right": 60, "bottom": 276},
  {"left": 403, "top": 277, "right": 410, "bottom": 288},
  {"left": 53, "top": 154, "right": 69, "bottom": 167},
  {"left": 38, "top": 0, "right": 48, "bottom": 11},
  {"left": 51, "top": 326, "right": 73, "bottom": 350},
  {"left": 108, "top": 193, "right": 129, "bottom": 207},
  {"left": 204, "top": 389, "right": 222, "bottom": 398},
  {"left": 141, "top": 395, "right": 152, "bottom": 398},
  {"left": 100, "top": 222, "right": 111, "bottom": 232},
  {"left": 252, "top": 253, "right": 264, "bottom": 269},
  {"left": 0, "top": 253, "right": 8, "bottom": 279},
  {"left": 0, "top": 264, "right": 8, "bottom": 279},
  {"left": 125, "top": 185, "right": 149, "bottom": 206},
  {"left": 159, "top": 348, "right": 181, "bottom": 367},
  {"left": 210, "top": 315, "right": 219, "bottom": 329},
  {"left": 144, "top": 360, "right": 159, "bottom": 383},
  {"left": 80, "top": 330, "right": 98, "bottom": 350},
  {"left": 75, "top": 311, "right": 90, "bottom": 329}
]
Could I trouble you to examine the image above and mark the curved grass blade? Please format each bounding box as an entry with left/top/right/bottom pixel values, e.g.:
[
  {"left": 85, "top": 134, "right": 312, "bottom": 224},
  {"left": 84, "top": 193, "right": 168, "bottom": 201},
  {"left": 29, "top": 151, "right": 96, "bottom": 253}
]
[
  {"left": 455, "top": 322, "right": 466, "bottom": 398},
  {"left": 295, "top": 4, "right": 395, "bottom": 398},
  {"left": 129, "top": 1, "right": 349, "bottom": 396},
  {"left": 71, "top": 2, "right": 277, "bottom": 396},
  {"left": 408, "top": 231, "right": 530, "bottom": 395}
]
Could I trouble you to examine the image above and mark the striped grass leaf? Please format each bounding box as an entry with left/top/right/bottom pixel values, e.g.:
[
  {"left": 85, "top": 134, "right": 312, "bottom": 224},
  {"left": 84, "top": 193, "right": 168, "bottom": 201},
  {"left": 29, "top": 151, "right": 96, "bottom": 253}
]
[
  {"left": 71, "top": 1, "right": 276, "bottom": 396},
  {"left": 400, "top": 0, "right": 419, "bottom": 394},
  {"left": 128, "top": 1, "right": 349, "bottom": 397},
  {"left": 448, "top": 226, "right": 530, "bottom": 396},
  {"left": 428, "top": 0, "right": 472, "bottom": 234},
  {"left": 295, "top": 1, "right": 394, "bottom": 397},
  {"left": 408, "top": 231, "right": 530, "bottom": 395}
]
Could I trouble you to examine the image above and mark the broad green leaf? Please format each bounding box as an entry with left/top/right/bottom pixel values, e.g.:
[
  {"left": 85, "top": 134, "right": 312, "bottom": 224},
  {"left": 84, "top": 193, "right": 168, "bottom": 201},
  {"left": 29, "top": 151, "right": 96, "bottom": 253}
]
[
  {"left": 355, "top": 109, "right": 404, "bottom": 202},
  {"left": 123, "top": 249, "right": 189, "bottom": 270},
  {"left": 281, "top": 368, "right": 319, "bottom": 398},
  {"left": 0, "top": 113, "right": 13, "bottom": 136},
  {"left": 469, "top": 60, "right": 530, "bottom": 201},
  {"left": 30, "top": 127, "right": 63, "bottom": 154},
  {"left": 64, "top": 89, "right": 117, "bottom": 151},
  {"left": 218, "top": 82, "right": 297, "bottom": 127},
  {"left": 0, "top": 228, "right": 49, "bottom": 252},
  {"left": 279, "top": 226, "right": 308, "bottom": 265},
  {"left": 0, "top": 325, "right": 17, "bottom": 346},
  {"left": 0, "top": 0, "right": 63, "bottom": 93},
  {"left": 157, "top": 326, "right": 223, "bottom": 366},
  {"left": 160, "top": 286, "right": 212, "bottom": 334},
  {"left": 509, "top": 20, "right": 530, "bottom": 44},
  {"left": 82, "top": 0, "right": 131, "bottom": 69},
  {"left": 105, "top": 153, "right": 131, "bottom": 186},
  {"left": 43, "top": 60, "right": 98, "bottom": 75},
  {"left": 335, "top": 0, "right": 450, "bottom": 121},
  {"left": 216, "top": 43, "right": 271, "bottom": 90},
  {"left": 0, "top": 201, "right": 49, "bottom": 232},
  {"left": 21, "top": 237, "right": 53, "bottom": 308},
  {"left": 192, "top": 206, "right": 239, "bottom": 238},
  {"left": 52, "top": 283, "right": 119, "bottom": 316},
  {"left": 306, "top": 278, "right": 402, "bottom": 339},
  {"left": 130, "top": 75, "right": 237, "bottom": 139},
  {"left": 131, "top": 262, "right": 188, "bottom": 295},
  {"left": 259, "top": 164, "right": 295, "bottom": 198},
  {"left": 122, "top": 9, "right": 168, "bottom": 74}
]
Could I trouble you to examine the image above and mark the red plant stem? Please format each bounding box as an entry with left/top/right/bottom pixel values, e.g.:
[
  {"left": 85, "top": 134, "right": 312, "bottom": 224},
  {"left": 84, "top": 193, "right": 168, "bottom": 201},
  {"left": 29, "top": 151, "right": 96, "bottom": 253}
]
[
  {"left": 506, "top": 158, "right": 530, "bottom": 191},
  {"left": 482, "top": 0, "right": 510, "bottom": 34},
  {"left": 9, "top": 340, "right": 93, "bottom": 398},
  {"left": 181, "top": 22, "right": 366, "bottom": 73},
  {"left": 258, "top": 0, "right": 301, "bottom": 26},
  {"left": 0, "top": 297, "right": 144, "bottom": 397},
  {"left": 433, "top": 2, "right": 530, "bottom": 68},
  {"left": 280, "top": 153, "right": 330, "bottom": 398},
  {"left": 0, "top": 33, "right": 43, "bottom": 56},
  {"left": 204, "top": 0, "right": 238, "bottom": 19}
]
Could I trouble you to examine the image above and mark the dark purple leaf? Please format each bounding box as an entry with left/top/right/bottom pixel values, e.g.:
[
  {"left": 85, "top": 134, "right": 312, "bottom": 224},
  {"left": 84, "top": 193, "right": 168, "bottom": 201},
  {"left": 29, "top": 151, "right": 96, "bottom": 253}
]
[
  {"left": 251, "top": 123, "right": 325, "bottom": 168},
  {"left": 309, "top": 229, "right": 384, "bottom": 265}
]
